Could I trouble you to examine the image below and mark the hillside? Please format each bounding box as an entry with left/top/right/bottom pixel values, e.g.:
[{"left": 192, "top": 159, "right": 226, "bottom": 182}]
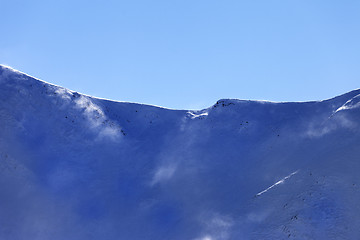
[{"left": 0, "top": 65, "right": 360, "bottom": 240}]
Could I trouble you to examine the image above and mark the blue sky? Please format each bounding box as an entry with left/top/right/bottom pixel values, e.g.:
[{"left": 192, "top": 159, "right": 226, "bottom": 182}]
[{"left": 1, "top": 0, "right": 360, "bottom": 109}]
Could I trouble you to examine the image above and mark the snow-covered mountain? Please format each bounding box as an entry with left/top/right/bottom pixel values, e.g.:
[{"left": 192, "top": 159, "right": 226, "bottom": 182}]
[{"left": 1, "top": 65, "right": 360, "bottom": 240}]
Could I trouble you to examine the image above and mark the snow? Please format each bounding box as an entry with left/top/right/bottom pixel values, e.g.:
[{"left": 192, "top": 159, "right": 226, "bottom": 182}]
[
  {"left": 187, "top": 111, "right": 209, "bottom": 119},
  {"left": 335, "top": 94, "right": 360, "bottom": 113},
  {"left": 1, "top": 65, "right": 360, "bottom": 239},
  {"left": 256, "top": 170, "right": 299, "bottom": 197}
]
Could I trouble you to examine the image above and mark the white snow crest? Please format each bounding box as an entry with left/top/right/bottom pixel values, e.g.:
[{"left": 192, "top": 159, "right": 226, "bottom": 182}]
[
  {"left": 187, "top": 111, "right": 209, "bottom": 119},
  {"left": 55, "top": 88, "right": 72, "bottom": 101},
  {"left": 335, "top": 94, "right": 360, "bottom": 113},
  {"left": 0, "top": 64, "right": 22, "bottom": 76},
  {"left": 0, "top": 65, "right": 26, "bottom": 85},
  {"left": 256, "top": 170, "right": 299, "bottom": 197},
  {"left": 74, "top": 95, "right": 123, "bottom": 140}
]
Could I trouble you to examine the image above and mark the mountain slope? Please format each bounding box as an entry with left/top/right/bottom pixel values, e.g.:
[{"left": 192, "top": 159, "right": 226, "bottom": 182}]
[{"left": 0, "top": 65, "right": 360, "bottom": 240}]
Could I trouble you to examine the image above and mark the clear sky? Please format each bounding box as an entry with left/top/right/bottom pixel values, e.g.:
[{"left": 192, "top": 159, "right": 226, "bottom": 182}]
[{"left": 1, "top": 0, "right": 360, "bottom": 109}]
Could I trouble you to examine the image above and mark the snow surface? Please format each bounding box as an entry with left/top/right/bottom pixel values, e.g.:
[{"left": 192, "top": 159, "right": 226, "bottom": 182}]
[{"left": 1, "top": 65, "right": 360, "bottom": 239}]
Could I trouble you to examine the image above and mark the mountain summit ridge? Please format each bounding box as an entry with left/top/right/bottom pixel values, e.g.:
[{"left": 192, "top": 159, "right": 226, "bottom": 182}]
[
  {"left": 0, "top": 65, "right": 360, "bottom": 239},
  {"left": 2, "top": 64, "right": 359, "bottom": 110}
]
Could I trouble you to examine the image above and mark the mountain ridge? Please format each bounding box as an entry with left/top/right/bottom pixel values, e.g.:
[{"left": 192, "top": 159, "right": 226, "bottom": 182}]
[
  {"left": 2, "top": 64, "right": 359, "bottom": 111},
  {"left": 0, "top": 65, "right": 360, "bottom": 239}
]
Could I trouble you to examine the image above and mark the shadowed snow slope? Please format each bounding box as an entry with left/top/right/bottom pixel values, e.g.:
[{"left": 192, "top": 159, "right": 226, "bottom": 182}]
[{"left": 1, "top": 65, "right": 360, "bottom": 240}]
